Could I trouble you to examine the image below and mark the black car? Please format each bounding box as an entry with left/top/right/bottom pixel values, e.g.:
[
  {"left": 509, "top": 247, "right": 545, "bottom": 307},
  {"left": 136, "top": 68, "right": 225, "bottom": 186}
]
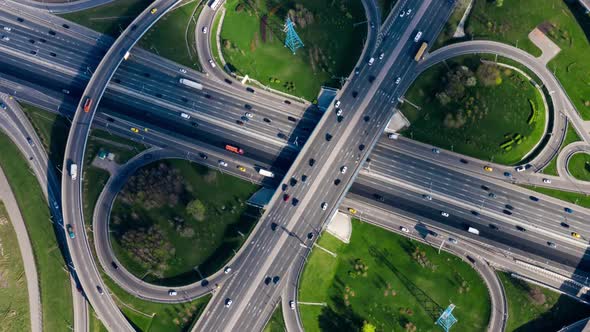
[
  {"left": 373, "top": 194, "right": 385, "bottom": 202},
  {"left": 325, "top": 133, "right": 333, "bottom": 141},
  {"left": 503, "top": 209, "right": 512, "bottom": 215},
  {"left": 284, "top": 100, "right": 291, "bottom": 104},
  {"left": 199, "top": 153, "right": 208, "bottom": 160},
  {"left": 301, "top": 175, "right": 308, "bottom": 182},
  {"left": 272, "top": 276, "right": 280, "bottom": 284},
  {"left": 278, "top": 132, "right": 287, "bottom": 139},
  {"left": 271, "top": 223, "right": 278, "bottom": 231},
  {"left": 264, "top": 276, "right": 272, "bottom": 285},
  {"left": 359, "top": 144, "right": 365, "bottom": 151},
  {"left": 505, "top": 204, "right": 514, "bottom": 210},
  {"left": 309, "top": 158, "right": 315, "bottom": 166},
  {"left": 529, "top": 196, "right": 539, "bottom": 202},
  {"left": 352, "top": 91, "right": 358, "bottom": 98},
  {"left": 224, "top": 78, "right": 233, "bottom": 84},
  {"left": 489, "top": 224, "right": 499, "bottom": 230},
  {"left": 516, "top": 226, "right": 526, "bottom": 232},
  {"left": 368, "top": 75, "right": 375, "bottom": 83},
  {"left": 481, "top": 185, "right": 490, "bottom": 191},
  {"left": 292, "top": 198, "right": 299, "bottom": 206},
  {"left": 287, "top": 116, "right": 297, "bottom": 122},
  {"left": 263, "top": 117, "right": 271, "bottom": 123},
  {"left": 111, "top": 261, "right": 118, "bottom": 269},
  {"left": 307, "top": 232, "right": 314, "bottom": 240},
  {"left": 246, "top": 87, "right": 255, "bottom": 93},
  {"left": 244, "top": 104, "right": 252, "bottom": 110},
  {"left": 334, "top": 179, "right": 341, "bottom": 186},
  {"left": 560, "top": 222, "right": 570, "bottom": 228},
  {"left": 290, "top": 177, "right": 298, "bottom": 186},
  {"left": 62, "top": 23, "right": 70, "bottom": 29},
  {"left": 471, "top": 210, "right": 479, "bottom": 216}
]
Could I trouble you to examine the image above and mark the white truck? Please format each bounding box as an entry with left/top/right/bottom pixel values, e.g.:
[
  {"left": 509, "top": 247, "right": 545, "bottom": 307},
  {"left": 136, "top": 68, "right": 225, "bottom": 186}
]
[
  {"left": 467, "top": 227, "right": 480, "bottom": 235},
  {"left": 70, "top": 163, "right": 78, "bottom": 180},
  {"left": 258, "top": 169, "right": 274, "bottom": 178},
  {"left": 179, "top": 78, "right": 203, "bottom": 90}
]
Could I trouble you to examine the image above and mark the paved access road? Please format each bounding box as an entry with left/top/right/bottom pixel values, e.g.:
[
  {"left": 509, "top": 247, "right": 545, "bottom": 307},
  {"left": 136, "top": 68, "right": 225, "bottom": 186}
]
[{"left": 18, "top": 0, "right": 116, "bottom": 14}]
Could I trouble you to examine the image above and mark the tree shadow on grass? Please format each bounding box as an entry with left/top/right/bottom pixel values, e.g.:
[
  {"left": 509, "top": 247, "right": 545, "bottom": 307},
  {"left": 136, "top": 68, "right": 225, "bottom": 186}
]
[
  {"left": 318, "top": 294, "right": 365, "bottom": 332},
  {"left": 564, "top": 0, "right": 590, "bottom": 45}
]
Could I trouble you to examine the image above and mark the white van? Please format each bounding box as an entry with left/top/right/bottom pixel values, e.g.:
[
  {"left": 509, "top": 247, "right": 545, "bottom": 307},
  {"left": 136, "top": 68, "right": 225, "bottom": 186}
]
[
  {"left": 414, "top": 31, "right": 422, "bottom": 42},
  {"left": 467, "top": 227, "right": 480, "bottom": 235}
]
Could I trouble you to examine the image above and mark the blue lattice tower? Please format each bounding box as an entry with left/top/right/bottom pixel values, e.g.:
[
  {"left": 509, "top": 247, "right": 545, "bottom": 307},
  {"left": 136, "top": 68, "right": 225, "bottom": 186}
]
[
  {"left": 436, "top": 304, "right": 458, "bottom": 332},
  {"left": 283, "top": 17, "right": 304, "bottom": 54}
]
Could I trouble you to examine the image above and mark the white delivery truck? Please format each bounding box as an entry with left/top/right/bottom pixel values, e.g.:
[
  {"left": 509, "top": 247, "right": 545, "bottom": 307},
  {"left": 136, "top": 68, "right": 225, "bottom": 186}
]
[
  {"left": 467, "top": 227, "right": 480, "bottom": 235},
  {"left": 179, "top": 78, "right": 204, "bottom": 90},
  {"left": 258, "top": 169, "right": 274, "bottom": 178},
  {"left": 70, "top": 163, "right": 78, "bottom": 180}
]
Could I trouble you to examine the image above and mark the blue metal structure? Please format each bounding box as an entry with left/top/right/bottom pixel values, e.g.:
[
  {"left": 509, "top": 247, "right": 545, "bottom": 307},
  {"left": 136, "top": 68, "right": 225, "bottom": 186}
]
[
  {"left": 435, "top": 304, "right": 458, "bottom": 331},
  {"left": 283, "top": 17, "right": 304, "bottom": 54}
]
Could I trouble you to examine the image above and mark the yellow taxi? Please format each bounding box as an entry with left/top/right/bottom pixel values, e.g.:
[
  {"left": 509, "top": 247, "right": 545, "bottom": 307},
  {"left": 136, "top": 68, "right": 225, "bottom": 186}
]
[
  {"left": 131, "top": 127, "right": 139, "bottom": 133},
  {"left": 483, "top": 166, "right": 493, "bottom": 172},
  {"left": 348, "top": 207, "right": 357, "bottom": 214},
  {"left": 150, "top": 7, "right": 157, "bottom": 14},
  {"left": 237, "top": 165, "right": 246, "bottom": 172},
  {"left": 572, "top": 232, "right": 581, "bottom": 239}
]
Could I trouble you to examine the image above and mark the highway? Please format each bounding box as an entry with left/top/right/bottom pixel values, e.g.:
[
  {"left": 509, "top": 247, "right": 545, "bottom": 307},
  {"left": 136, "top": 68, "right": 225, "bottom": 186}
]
[{"left": 18, "top": 0, "right": 117, "bottom": 14}]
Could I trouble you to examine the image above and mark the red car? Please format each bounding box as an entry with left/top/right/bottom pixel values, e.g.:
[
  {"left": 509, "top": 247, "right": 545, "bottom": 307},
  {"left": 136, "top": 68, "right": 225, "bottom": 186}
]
[{"left": 283, "top": 194, "right": 290, "bottom": 202}]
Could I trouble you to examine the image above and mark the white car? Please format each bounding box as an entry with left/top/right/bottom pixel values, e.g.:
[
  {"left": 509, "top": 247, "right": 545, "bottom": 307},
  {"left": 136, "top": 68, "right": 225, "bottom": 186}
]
[
  {"left": 414, "top": 31, "right": 422, "bottom": 42},
  {"left": 340, "top": 166, "right": 348, "bottom": 174},
  {"left": 543, "top": 178, "right": 552, "bottom": 184},
  {"left": 224, "top": 266, "right": 232, "bottom": 274},
  {"left": 180, "top": 112, "right": 191, "bottom": 119},
  {"left": 388, "top": 133, "right": 399, "bottom": 140},
  {"left": 336, "top": 108, "right": 343, "bottom": 116},
  {"left": 3, "top": 26, "right": 11, "bottom": 32},
  {"left": 515, "top": 165, "right": 526, "bottom": 172},
  {"left": 218, "top": 160, "right": 228, "bottom": 167},
  {"left": 448, "top": 237, "right": 458, "bottom": 244},
  {"left": 179, "top": 68, "right": 187, "bottom": 74},
  {"left": 245, "top": 112, "right": 253, "bottom": 118},
  {"left": 1, "top": 36, "right": 9, "bottom": 41},
  {"left": 334, "top": 100, "right": 341, "bottom": 108},
  {"left": 202, "top": 26, "right": 208, "bottom": 34},
  {"left": 395, "top": 77, "right": 401, "bottom": 85},
  {"left": 379, "top": 52, "right": 385, "bottom": 60},
  {"left": 321, "top": 202, "right": 328, "bottom": 211},
  {"left": 208, "top": 59, "right": 216, "bottom": 68},
  {"left": 168, "top": 290, "right": 177, "bottom": 296},
  {"left": 400, "top": 226, "right": 409, "bottom": 233},
  {"left": 289, "top": 300, "right": 295, "bottom": 310},
  {"left": 407, "top": 9, "right": 412, "bottom": 15},
  {"left": 399, "top": 10, "right": 405, "bottom": 17},
  {"left": 225, "top": 298, "right": 233, "bottom": 308},
  {"left": 441, "top": 211, "right": 449, "bottom": 217},
  {"left": 423, "top": 194, "right": 432, "bottom": 201}
]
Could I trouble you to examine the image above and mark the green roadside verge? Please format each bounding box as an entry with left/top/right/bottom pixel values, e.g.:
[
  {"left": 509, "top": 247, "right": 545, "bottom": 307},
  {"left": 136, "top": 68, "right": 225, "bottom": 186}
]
[
  {"left": 299, "top": 220, "right": 490, "bottom": 331},
  {"left": 567, "top": 153, "right": 590, "bottom": 182},
  {"left": 0, "top": 202, "right": 31, "bottom": 332},
  {"left": 542, "top": 123, "right": 582, "bottom": 176},
  {"left": 0, "top": 133, "right": 73, "bottom": 332},
  {"left": 498, "top": 272, "right": 590, "bottom": 332},
  {"left": 524, "top": 185, "right": 590, "bottom": 209},
  {"left": 263, "top": 304, "right": 286, "bottom": 332}
]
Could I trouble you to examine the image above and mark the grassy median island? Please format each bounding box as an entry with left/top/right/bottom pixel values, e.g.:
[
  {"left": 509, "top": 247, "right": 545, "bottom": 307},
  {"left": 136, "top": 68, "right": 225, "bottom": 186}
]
[
  {"left": 0, "top": 133, "right": 73, "bottom": 331},
  {"left": 219, "top": 0, "right": 366, "bottom": 101},
  {"left": 435, "top": 0, "right": 590, "bottom": 119},
  {"left": 542, "top": 123, "right": 582, "bottom": 176},
  {"left": 568, "top": 153, "right": 590, "bottom": 181},
  {"left": 498, "top": 272, "right": 590, "bottom": 331},
  {"left": 298, "top": 220, "right": 490, "bottom": 332},
  {"left": 110, "top": 159, "right": 261, "bottom": 285},
  {"left": 401, "top": 55, "right": 546, "bottom": 165},
  {"left": 263, "top": 304, "right": 286, "bottom": 332},
  {"left": 0, "top": 202, "right": 30, "bottom": 332}
]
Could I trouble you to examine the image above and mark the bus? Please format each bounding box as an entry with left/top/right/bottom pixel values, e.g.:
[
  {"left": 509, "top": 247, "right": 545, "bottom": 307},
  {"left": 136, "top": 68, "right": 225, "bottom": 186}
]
[
  {"left": 225, "top": 144, "right": 244, "bottom": 155},
  {"left": 414, "top": 42, "right": 428, "bottom": 62},
  {"left": 83, "top": 97, "right": 92, "bottom": 112},
  {"left": 209, "top": 0, "right": 222, "bottom": 10}
]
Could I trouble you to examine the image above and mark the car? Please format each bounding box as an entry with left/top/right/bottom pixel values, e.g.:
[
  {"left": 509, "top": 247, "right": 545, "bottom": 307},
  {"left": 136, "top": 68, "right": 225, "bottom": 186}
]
[
  {"left": 440, "top": 212, "right": 449, "bottom": 217},
  {"left": 560, "top": 222, "right": 570, "bottom": 228},
  {"left": 224, "top": 267, "right": 232, "bottom": 274},
  {"left": 368, "top": 75, "right": 375, "bottom": 83},
  {"left": 543, "top": 178, "right": 552, "bottom": 184},
  {"left": 62, "top": 89, "right": 70, "bottom": 94},
  {"left": 278, "top": 132, "right": 287, "bottom": 140},
  {"left": 208, "top": 59, "right": 216, "bottom": 68},
  {"left": 301, "top": 175, "right": 308, "bottom": 182},
  {"left": 413, "top": 31, "right": 422, "bottom": 42},
  {"left": 272, "top": 276, "right": 280, "bottom": 284},
  {"left": 321, "top": 202, "right": 328, "bottom": 211},
  {"left": 3, "top": 26, "right": 11, "bottom": 32},
  {"left": 236, "top": 120, "right": 244, "bottom": 126},
  {"left": 471, "top": 210, "right": 479, "bottom": 216},
  {"left": 399, "top": 10, "right": 405, "bottom": 17},
  {"left": 355, "top": 67, "right": 360, "bottom": 75},
  {"left": 202, "top": 26, "right": 208, "bottom": 33},
  {"left": 340, "top": 166, "right": 348, "bottom": 174},
  {"left": 489, "top": 224, "right": 499, "bottom": 230},
  {"left": 270, "top": 223, "right": 278, "bottom": 231},
  {"left": 237, "top": 165, "right": 246, "bottom": 172},
  {"left": 515, "top": 165, "right": 526, "bottom": 172},
  {"left": 309, "top": 158, "right": 316, "bottom": 166},
  {"left": 169, "top": 290, "right": 177, "bottom": 296},
  {"left": 348, "top": 207, "right": 357, "bottom": 214},
  {"left": 179, "top": 68, "right": 187, "bottom": 73},
  {"left": 572, "top": 232, "right": 581, "bottom": 239},
  {"left": 334, "top": 179, "right": 341, "bottom": 186},
  {"left": 289, "top": 177, "right": 298, "bottom": 186},
  {"left": 48, "top": 30, "right": 56, "bottom": 36},
  {"left": 516, "top": 226, "right": 526, "bottom": 232},
  {"left": 283, "top": 194, "right": 290, "bottom": 202},
  {"left": 431, "top": 148, "right": 440, "bottom": 154},
  {"left": 96, "top": 285, "right": 104, "bottom": 294},
  {"left": 448, "top": 237, "right": 458, "bottom": 244},
  {"left": 529, "top": 195, "right": 539, "bottom": 202},
  {"left": 225, "top": 298, "right": 233, "bottom": 307},
  {"left": 505, "top": 204, "right": 514, "bottom": 210},
  {"left": 150, "top": 7, "right": 157, "bottom": 14},
  {"left": 374, "top": 194, "right": 385, "bottom": 202},
  {"left": 388, "top": 133, "right": 399, "bottom": 139},
  {"left": 484, "top": 166, "right": 493, "bottom": 172},
  {"left": 379, "top": 52, "right": 385, "bottom": 60},
  {"left": 547, "top": 242, "right": 557, "bottom": 248},
  {"left": 284, "top": 100, "right": 292, "bottom": 104},
  {"left": 370, "top": 22, "right": 375, "bottom": 29},
  {"left": 287, "top": 116, "right": 298, "bottom": 122},
  {"left": 400, "top": 226, "right": 409, "bottom": 233},
  {"left": 325, "top": 133, "right": 333, "bottom": 141},
  {"left": 111, "top": 261, "right": 118, "bottom": 269},
  {"left": 263, "top": 117, "right": 271, "bottom": 123},
  {"left": 66, "top": 224, "right": 75, "bottom": 239},
  {"left": 307, "top": 232, "right": 314, "bottom": 240},
  {"left": 246, "top": 87, "right": 255, "bottom": 93},
  {"left": 199, "top": 153, "right": 208, "bottom": 160},
  {"left": 423, "top": 194, "right": 432, "bottom": 201},
  {"left": 245, "top": 112, "right": 253, "bottom": 118},
  {"left": 264, "top": 276, "right": 272, "bottom": 285},
  {"left": 488, "top": 192, "right": 496, "bottom": 198},
  {"left": 291, "top": 198, "right": 299, "bottom": 206},
  {"left": 504, "top": 172, "right": 512, "bottom": 178},
  {"left": 481, "top": 185, "right": 490, "bottom": 191},
  {"left": 218, "top": 160, "right": 228, "bottom": 167},
  {"left": 407, "top": 9, "right": 412, "bottom": 14},
  {"left": 1, "top": 36, "right": 9, "bottom": 41},
  {"left": 359, "top": 144, "right": 365, "bottom": 151},
  {"left": 503, "top": 209, "right": 512, "bottom": 215},
  {"left": 428, "top": 230, "right": 438, "bottom": 237},
  {"left": 564, "top": 207, "right": 573, "bottom": 214},
  {"left": 334, "top": 100, "right": 341, "bottom": 108},
  {"left": 131, "top": 127, "right": 139, "bottom": 133},
  {"left": 460, "top": 158, "right": 468, "bottom": 164},
  {"left": 395, "top": 77, "right": 402, "bottom": 85},
  {"left": 289, "top": 300, "right": 295, "bottom": 310},
  {"left": 336, "top": 108, "right": 343, "bottom": 116},
  {"left": 180, "top": 112, "right": 191, "bottom": 119}
]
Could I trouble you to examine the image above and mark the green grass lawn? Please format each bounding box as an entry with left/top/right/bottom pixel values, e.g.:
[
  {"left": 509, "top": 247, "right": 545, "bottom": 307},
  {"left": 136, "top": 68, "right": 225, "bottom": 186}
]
[
  {"left": 401, "top": 55, "right": 546, "bottom": 165},
  {"left": 376, "top": 0, "right": 397, "bottom": 20},
  {"left": 219, "top": 0, "right": 366, "bottom": 101},
  {"left": 138, "top": 0, "right": 204, "bottom": 70},
  {"left": 542, "top": 123, "right": 582, "bottom": 176},
  {"left": 0, "top": 133, "right": 73, "bottom": 332},
  {"left": 111, "top": 159, "right": 261, "bottom": 285},
  {"left": 263, "top": 304, "right": 286, "bottom": 332},
  {"left": 210, "top": 9, "right": 223, "bottom": 66},
  {"left": 567, "top": 153, "right": 590, "bottom": 181},
  {"left": 498, "top": 272, "right": 590, "bottom": 331},
  {"left": 299, "top": 220, "right": 491, "bottom": 332},
  {"left": 88, "top": 306, "right": 109, "bottom": 332},
  {"left": 60, "top": 0, "right": 150, "bottom": 37},
  {"left": 523, "top": 185, "right": 590, "bottom": 209},
  {"left": 0, "top": 202, "right": 31, "bottom": 332},
  {"left": 440, "top": 0, "right": 590, "bottom": 119}
]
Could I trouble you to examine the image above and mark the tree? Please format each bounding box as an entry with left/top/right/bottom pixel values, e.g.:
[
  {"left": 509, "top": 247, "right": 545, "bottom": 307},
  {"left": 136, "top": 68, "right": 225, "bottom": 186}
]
[
  {"left": 187, "top": 199, "right": 207, "bottom": 221},
  {"left": 476, "top": 63, "right": 502, "bottom": 86},
  {"left": 362, "top": 321, "right": 376, "bottom": 332},
  {"left": 496, "top": 0, "right": 504, "bottom": 7}
]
